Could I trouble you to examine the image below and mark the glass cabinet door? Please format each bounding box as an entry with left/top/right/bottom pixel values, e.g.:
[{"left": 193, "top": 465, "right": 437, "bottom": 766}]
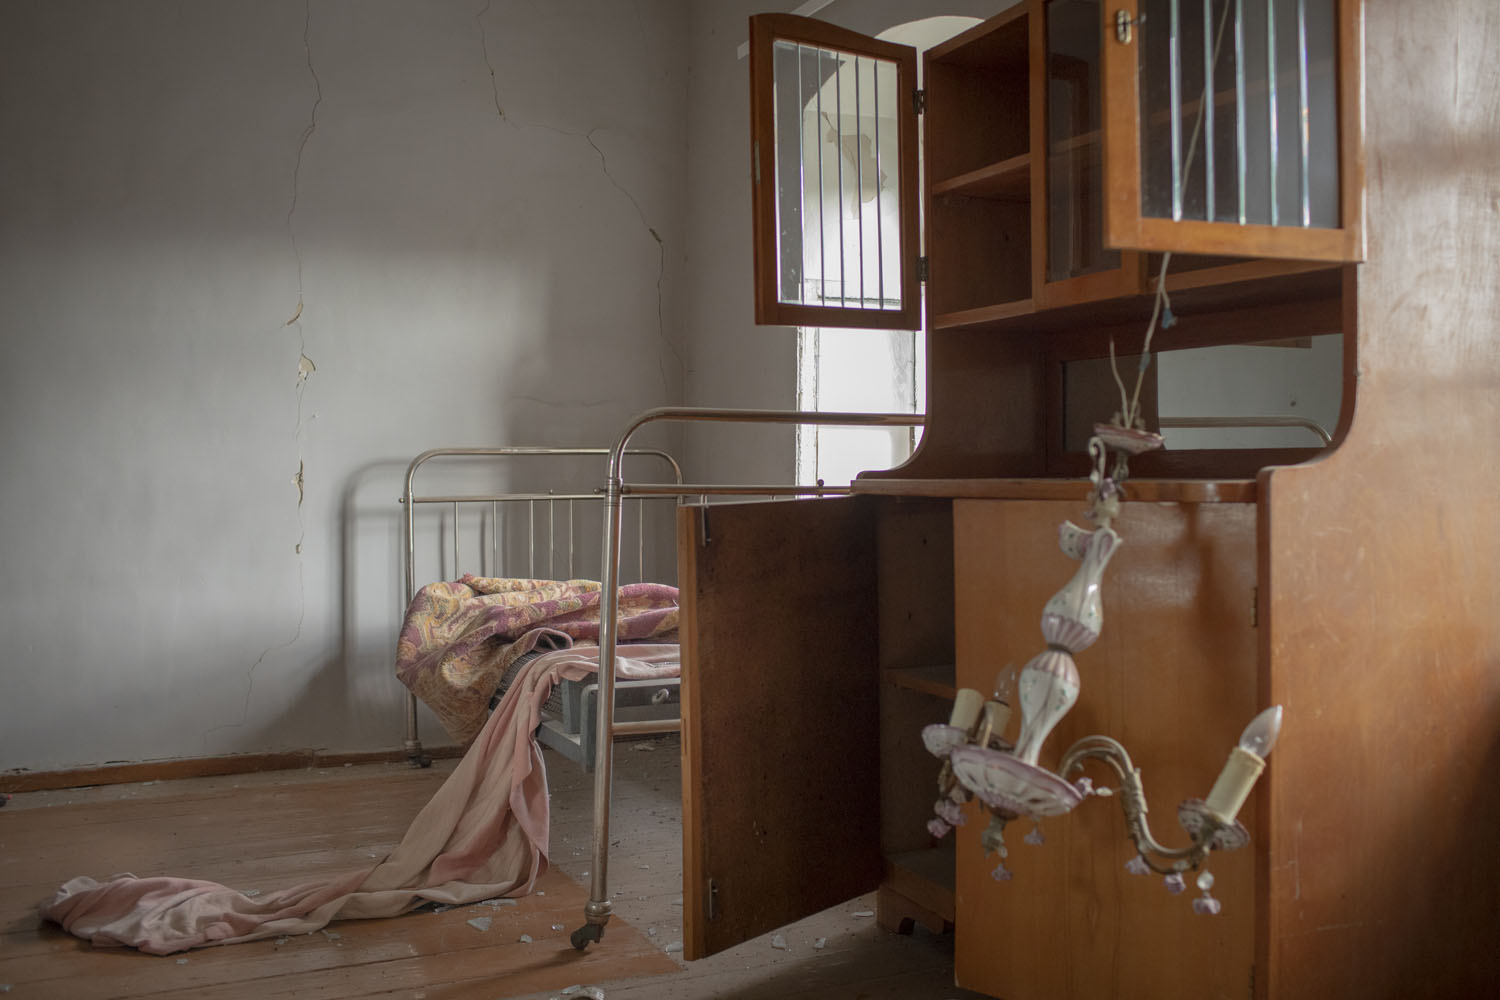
[
  {"left": 1101, "top": 0, "right": 1364, "bottom": 262},
  {"left": 1034, "top": 0, "right": 1145, "bottom": 309},
  {"left": 748, "top": 15, "right": 921, "bottom": 330}
]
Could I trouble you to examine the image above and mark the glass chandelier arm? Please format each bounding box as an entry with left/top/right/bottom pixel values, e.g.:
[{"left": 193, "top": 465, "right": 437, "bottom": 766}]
[{"left": 1059, "top": 736, "right": 1210, "bottom": 875}]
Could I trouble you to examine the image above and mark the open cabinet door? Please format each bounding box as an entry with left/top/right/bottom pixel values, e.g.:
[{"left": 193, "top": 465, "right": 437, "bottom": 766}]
[
  {"left": 677, "top": 497, "right": 882, "bottom": 959},
  {"left": 749, "top": 14, "right": 921, "bottom": 330},
  {"left": 1101, "top": 0, "right": 1364, "bottom": 262}
]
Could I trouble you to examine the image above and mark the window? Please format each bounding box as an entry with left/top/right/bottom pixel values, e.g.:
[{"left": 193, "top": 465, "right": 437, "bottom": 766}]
[{"left": 792, "top": 17, "right": 979, "bottom": 486}]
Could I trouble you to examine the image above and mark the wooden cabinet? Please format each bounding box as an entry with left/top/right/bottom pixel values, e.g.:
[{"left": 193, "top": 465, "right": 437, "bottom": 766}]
[
  {"left": 687, "top": 2, "right": 1500, "bottom": 997},
  {"left": 748, "top": 1, "right": 1364, "bottom": 335}
]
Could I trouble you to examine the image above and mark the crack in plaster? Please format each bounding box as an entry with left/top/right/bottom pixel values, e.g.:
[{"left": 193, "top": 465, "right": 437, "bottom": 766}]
[
  {"left": 475, "top": 0, "right": 505, "bottom": 118},
  {"left": 471, "top": 8, "right": 680, "bottom": 397},
  {"left": 210, "top": 1, "right": 321, "bottom": 753}
]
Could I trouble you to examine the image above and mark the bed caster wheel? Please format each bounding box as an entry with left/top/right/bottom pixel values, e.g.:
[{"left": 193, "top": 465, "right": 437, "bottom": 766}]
[
  {"left": 571, "top": 922, "right": 605, "bottom": 951},
  {"left": 406, "top": 753, "right": 432, "bottom": 769}
]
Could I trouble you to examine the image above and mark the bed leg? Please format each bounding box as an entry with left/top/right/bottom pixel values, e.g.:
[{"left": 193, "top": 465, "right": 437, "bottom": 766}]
[
  {"left": 404, "top": 739, "right": 431, "bottom": 769},
  {"left": 570, "top": 909, "right": 608, "bottom": 950}
]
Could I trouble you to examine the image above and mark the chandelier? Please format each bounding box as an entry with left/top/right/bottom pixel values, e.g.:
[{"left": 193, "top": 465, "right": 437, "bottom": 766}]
[{"left": 923, "top": 423, "right": 1282, "bottom": 914}]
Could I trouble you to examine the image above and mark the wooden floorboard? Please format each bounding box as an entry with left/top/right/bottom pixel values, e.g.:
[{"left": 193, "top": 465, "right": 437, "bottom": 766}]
[{"left": 0, "top": 737, "right": 987, "bottom": 999}]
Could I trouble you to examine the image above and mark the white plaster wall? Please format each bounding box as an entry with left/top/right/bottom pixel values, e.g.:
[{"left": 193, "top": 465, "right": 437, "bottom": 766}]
[{"left": 0, "top": 0, "right": 687, "bottom": 771}]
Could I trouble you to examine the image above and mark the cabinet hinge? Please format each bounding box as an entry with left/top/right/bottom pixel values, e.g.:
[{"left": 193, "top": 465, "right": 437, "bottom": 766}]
[
  {"left": 707, "top": 878, "right": 720, "bottom": 921},
  {"left": 917, "top": 256, "right": 929, "bottom": 282},
  {"left": 913, "top": 87, "right": 926, "bottom": 115},
  {"left": 1250, "top": 585, "right": 1258, "bottom": 628}
]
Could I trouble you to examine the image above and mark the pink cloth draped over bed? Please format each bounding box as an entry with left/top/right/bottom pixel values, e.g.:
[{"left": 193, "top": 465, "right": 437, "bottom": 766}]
[
  {"left": 38, "top": 644, "right": 679, "bottom": 955},
  {"left": 396, "top": 576, "right": 679, "bottom": 742}
]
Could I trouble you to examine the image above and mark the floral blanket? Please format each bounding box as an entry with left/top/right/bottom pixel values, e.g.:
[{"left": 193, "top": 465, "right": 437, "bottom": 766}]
[{"left": 395, "top": 576, "right": 679, "bottom": 742}]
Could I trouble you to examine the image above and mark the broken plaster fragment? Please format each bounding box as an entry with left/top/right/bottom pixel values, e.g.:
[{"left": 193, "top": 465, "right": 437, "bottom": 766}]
[
  {"left": 771, "top": 933, "right": 788, "bottom": 950},
  {"left": 518, "top": 933, "right": 533, "bottom": 943},
  {"left": 176, "top": 958, "right": 189, "bottom": 965},
  {"left": 850, "top": 910, "right": 874, "bottom": 918},
  {"left": 664, "top": 940, "right": 683, "bottom": 953},
  {"left": 467, "top": 916, "right": 492, "bottom": 932},
  {"left": 813, "top": 937, "right": 827, "bottom": 950}
]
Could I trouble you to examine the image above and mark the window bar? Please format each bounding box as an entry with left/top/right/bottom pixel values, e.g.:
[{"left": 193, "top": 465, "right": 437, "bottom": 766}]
[
  {"left": 1203, "top": 0, "right": 1216, "bottom": 221},
  {"left": 1296, "top": 0, "right": 1311, "bottom": 227},
  {"left": 569, "top": 498, "right": 576, "bottom": 579},
  {"left": 816, "top": 48, "right": 828, "bottom": 305},
  {"left": 491, "top": 500, "right": 498, "bottom": 576},
  {"left": 1169, "top": 0, "right": 1184, "bottom": 221},
  {"left": 854, "top": 56, "right": 865, "bottom": 307},
  {"left": 1266, "top": 0, "right": 1279, "bottom": 226},
  {"left": 835, "top": 54, "right": 846, "bottom": 307},
  {"left": 1235, "top": 0, "right": 1248, "bottom": 224},
  {"left": 873, "top": 58, "right": 885, "bottom": 308},
  {"left": 637, "top": 499, "right": 646, "bottom": 583},
  {"left": 528, "top": 500, "right": 535, "bottom": 578},
  {"left": 795, "top": 46, "right": 808, "bottom": 304}
]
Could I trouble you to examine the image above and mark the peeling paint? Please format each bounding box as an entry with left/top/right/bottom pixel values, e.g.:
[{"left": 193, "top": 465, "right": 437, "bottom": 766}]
[
  {"left": 297, "top": 353, "right": 316, "bottom": 383},
  {"left": 292, "top": 461, "right": 305, "bottom": 506}
]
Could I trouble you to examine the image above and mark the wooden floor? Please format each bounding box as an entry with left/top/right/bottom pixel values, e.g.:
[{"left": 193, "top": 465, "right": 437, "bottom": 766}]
[{"left": 1, "top": 736, "right": 988, "bottom": 1000}]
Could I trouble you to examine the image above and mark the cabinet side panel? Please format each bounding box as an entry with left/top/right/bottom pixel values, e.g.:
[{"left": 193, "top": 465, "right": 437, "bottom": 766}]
[
  {"left": 1259, "top": 6, "right": 1500, "bottom": 996},
  {"left": 678, "top": 498, "right": 881, "bottom": 960},
  {"left": 953, "top": 498, "right": 1258, "bottom": 1000}
]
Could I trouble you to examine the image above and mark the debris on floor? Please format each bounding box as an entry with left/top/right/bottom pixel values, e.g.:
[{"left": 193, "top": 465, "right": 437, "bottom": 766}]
[
  {"left": 467, "top": 916, "right": 492, "bottom": 932},
  {"left": 175, "top": 958, "right": 189, "bottom": 965},
  {"left": 551, "top": 923, "right": 565, "bottom": 931},
  {"left": 813, "top": 937, "right": 827, "bottom": 949},
  {"left": 518, "top": 933, "right": 533, "bottom": 943},
  {"left": 479, "top": 897, "right": 518, "bottom": 908},
  {"left": 850, "top": 910, "right": 875, "bottom": 918},
  {"left": 555, "top": 986, "right": 605, "bottom": 999},
  {"left": 321, "top": 930, "right": 341, "bottom": 942},
  {"left": 771, "top": 934, "right": 788, "bottom": 950},
  {"left": 664, "top": 940, "right": 683, "bottom": 953}
]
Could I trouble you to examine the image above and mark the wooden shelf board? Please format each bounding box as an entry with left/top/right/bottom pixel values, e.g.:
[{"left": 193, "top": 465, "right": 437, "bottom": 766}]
[
  {"left": 932, "top": 153, "right": 1031, "bottom": 201},
  {"left": 883, "top": 844, "right": 956, "bottom": 922},
  {"left": 853, "top": 477, "right": 1257, "bottom": 503},
  {"left": 931, "top": 298, "right": 1036, "bottom": 330},
  {"left": 883, "top": 663, "right": 957, "bottom": 700}
]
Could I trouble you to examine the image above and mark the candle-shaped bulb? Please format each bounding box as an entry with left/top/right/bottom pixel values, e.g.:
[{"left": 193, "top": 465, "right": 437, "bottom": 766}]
[
  {"left": 993, "top": 664, "right": 1018, "bottom": 704},
  {"left": 1238, "top": 705, "right": 1283, "bottom": 758}
]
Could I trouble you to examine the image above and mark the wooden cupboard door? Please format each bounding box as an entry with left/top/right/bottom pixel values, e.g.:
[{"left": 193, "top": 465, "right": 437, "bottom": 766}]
[
  {"left": 1032, "top": 0, "right": 1147, "bottom": 310},
  {"left": 677, "top": 497, "right": 882, "bottom": 959},
  {"left": 953, "top": 498, "right": 1259, "bottom": 1000},
  {"left": 1101, "top": 0, "right": 1364, "bottom": 263},
  {"left": 748, "top": 14, "right": 922, "bottom": 330}
]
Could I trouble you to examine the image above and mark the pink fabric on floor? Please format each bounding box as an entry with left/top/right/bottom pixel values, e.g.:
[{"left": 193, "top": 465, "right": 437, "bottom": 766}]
[{"left": 38, "top": 644, "right": 680, "bottom": 955}]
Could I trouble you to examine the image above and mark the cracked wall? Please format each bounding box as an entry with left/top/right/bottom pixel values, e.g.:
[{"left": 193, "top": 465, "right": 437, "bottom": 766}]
[{"left": 0, "top": 0, "right": 689, "bottom": 771}]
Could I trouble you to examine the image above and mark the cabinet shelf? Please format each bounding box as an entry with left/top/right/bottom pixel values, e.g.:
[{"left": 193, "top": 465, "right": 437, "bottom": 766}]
[
  {"left": 931, "top": 298, "right": 1036, "bottom": 330},
  {"left": 854, "top": 477, "right": 1258, "bottom": 504},
  {"left": 884, "top": 843, "right": 956, "bottom": 922},
  {"left": 883, "top": 663, "right": 957, "bottom": 700},
  {"left": 932, "top": 153, "right": 1032, "bottom": 202}
]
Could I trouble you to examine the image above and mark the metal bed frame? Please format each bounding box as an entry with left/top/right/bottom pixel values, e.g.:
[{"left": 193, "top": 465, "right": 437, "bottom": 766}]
[
  {"left": 569, "top": 407, "right": 925, "bottom": 949},
  {"left": 399, "top": 446, "right": 685, "bottom": 767}
]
